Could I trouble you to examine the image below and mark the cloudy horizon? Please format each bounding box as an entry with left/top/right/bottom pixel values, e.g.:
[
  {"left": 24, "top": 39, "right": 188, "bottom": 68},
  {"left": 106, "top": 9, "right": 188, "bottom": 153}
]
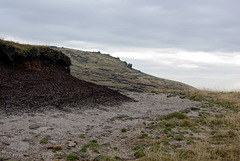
[{"left": 1, "top": 0, "right": 240, "bottom": 91}]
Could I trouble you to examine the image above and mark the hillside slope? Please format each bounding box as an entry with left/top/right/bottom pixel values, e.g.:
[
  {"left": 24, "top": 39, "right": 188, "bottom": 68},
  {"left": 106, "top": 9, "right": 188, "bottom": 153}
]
[
  {"left": 0, "top": 40, "right": 131, "bottom": 114},
  {"left": 54, "top": 48, "right": 194, "bottom": 92}
]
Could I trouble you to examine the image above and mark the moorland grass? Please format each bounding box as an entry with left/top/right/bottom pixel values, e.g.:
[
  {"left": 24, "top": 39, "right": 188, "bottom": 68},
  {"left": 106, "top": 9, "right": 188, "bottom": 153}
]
[{"left": 139, "top": 90, "right": 240, "bottom": 161}]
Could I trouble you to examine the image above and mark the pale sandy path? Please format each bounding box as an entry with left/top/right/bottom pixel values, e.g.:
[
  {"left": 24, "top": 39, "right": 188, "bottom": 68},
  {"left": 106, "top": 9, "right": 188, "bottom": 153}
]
[{"left": 0, "top": 93, "right": 201, "bottom": 160}]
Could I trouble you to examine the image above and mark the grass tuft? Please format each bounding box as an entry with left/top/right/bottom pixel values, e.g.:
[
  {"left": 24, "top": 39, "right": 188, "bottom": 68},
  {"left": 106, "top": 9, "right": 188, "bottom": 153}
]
[{"left": 160, "top": 112, "right": 188, "bottom": 120}]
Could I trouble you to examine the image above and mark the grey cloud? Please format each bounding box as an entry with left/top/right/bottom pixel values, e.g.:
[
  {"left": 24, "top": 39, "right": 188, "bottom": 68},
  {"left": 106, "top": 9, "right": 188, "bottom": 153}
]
[
  {"left": 1, "top": 0, "right": 240, "bottom": 51},
  {"left": 122, "top": 57, "right": 240, "bottom": 90}
]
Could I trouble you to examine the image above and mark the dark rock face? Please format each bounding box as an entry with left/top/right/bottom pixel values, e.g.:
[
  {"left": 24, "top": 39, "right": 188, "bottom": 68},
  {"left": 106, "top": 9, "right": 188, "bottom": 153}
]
[{"left": 0, "top": 40, "right": 132, "bottom": 114}]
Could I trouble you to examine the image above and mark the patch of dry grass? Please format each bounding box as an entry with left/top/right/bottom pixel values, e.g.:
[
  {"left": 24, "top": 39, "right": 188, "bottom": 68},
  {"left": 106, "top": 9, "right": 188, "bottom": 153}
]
[
  {"left": 139, "top": 90, "right": 240, "bottom": 161},
  {"left": 138, "top": 153, "right": 176, "bottom": 161},
  {"left": 0, "top": 39, "right": 48, "bottom": 51},
  {"left": 178, "top": 142, "right": 240, "bottom": 161},
  {"left": 187, "top": 90, "right": 240, "bottom": 110}
]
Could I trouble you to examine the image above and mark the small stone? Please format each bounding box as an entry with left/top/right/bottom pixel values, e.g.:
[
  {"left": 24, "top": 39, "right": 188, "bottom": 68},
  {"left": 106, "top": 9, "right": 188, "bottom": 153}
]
[
  {"left": 49, "top": 140, "right": 57, "bottom": 144},
  {"left": 47, "top": 145, "right": 63, "bottom": 151},
  {"left": 22, "top": 138, "right": 34, "bottom": 143},
  {"left": 28, "top": 113, "right": 36, "bottom": 117},
  {"left": 2, "top": 141, "right": 10, "bottom": 146},
  {"left": 171, "top": 142, "right": 182, "bottom": 148},
  {"left": 190, "top": 107, "right": 200, "bottom": 111},
  {"left": 102, "top": 143, "right": 111, "bottom": 146},
  {"left": 181, "top": 108, "right": 191, "bottom": 113},
  {"left": 0, "top": 156, "right": 11, "bottom": 160},
  {"left": 79, "top": 153, "right": 88, "bottom": 159},
  {"left": 147, "top": 125, "right": 158, "bottom": 129},
  {"left": 44, "top": 135, "right": 52, "bottom": 140},
  {"left": 102, "top": 126, "right": 112, "bottom": 129},
  {"left": 167, "top": 92, "right": 177, "bottom": 98},
  {"left": 93, "top": 155, "right": 105, "bottom": 161},
  {"left": 101, "top": 133, "right": 112, "bottom": 137},
  {"left": 179, "top": 95, "right": 186, "bottom": 99},
  {"left": 134, "top": 142, "right": 148, "bottom": 147},
  {"left": 29, "top": 124, "right": 42, "bottom": 129},
  {"left": 68, "top": 141, "right": 77, "bottom": 147},
  {"left": 114, "top": 115, "right": 129, "bottom": 120},
  {"left": 54, "top": 154, "right": 65, "bottom": 159},
  {"left": 121, "top": 136, "right": 127, "bottom": 139},
  {"left": 23, "top": 154, "right": 29, "bottom": 157},
  {"left": 136, "top": 135, "right": 144, "bottom": 139}
]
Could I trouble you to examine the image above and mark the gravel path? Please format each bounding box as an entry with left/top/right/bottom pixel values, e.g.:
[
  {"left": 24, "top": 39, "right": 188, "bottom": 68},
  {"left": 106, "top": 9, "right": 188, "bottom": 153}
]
[{"left": 0, "top": 93, "right": 201, "bottom": 161}]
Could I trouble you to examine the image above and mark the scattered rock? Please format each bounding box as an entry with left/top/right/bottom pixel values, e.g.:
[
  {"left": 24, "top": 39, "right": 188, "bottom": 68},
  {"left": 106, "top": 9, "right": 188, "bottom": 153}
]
[
  {"left": 180, "top": 108, "right": 191, "bottom": 113},
  {"left": 48, "top": 140, "right": 57, "bottom": 145},
  {"left": 23, "top": 154, "right": 29, "bottom": 157},
  {"left": 167, "top": 92, "right": 177, "bottom": 98},
  {"left": 134, "top": 142, "right": 148, "bottom": 147},
  {"left": 54, "top": 154, "right": 65, "bottom": 159},
  {"left": 179, "top": 95, "right": 186, "bottom": 99},
  {"left": 171, "top": 142, "right": 182, "bottom": 148},
  {"left": 79, "top": 153, "right": 88, "bottom": 159},
  {"left": 47, "top": 145, "right": 63, "bottom": 151},
  {"left": 136, "top": 135, "right": 145, "bottom": 139},
  {"left": 22, "top": 138, "right": 34, "bottom": 143},
  {"left": 135, "top": 116, "right": 150, "bottom": 119},
  {"left": 0, "top": 135, "right": 12, "bottom": 138},
  {"left": 0, "top": 143, "right": 4, "bottom": 149},
  {"left": 101, "top": 133, "right": 112, "bottom": 137},
  {"left": 29, "top": 124, "right": 42, "bottom": 129},
  {"left": 1, "top": 141, "right": 10, "bottom": 146},
  {"left": 102, "top": 143, "right": 111, "bottom": 146},
  {"left": 121, "top": 136, "right": 128, "bottom": 139},
  {"left": 113, "top": 114, "right": 129, "bottom": 120},
  {"left": 93, "top": 155, "right": 105, "bottom": 161},
  {"left": 102, "top": 126, "right": 112, "bottom": 129},
  {"left": 171, "top": 129, "right": 181, "bottom": 134},
  {"left": 0, "top": 156, "right": 11, "bottom": 161},
  {"left": 147, "top": 125, "right": 159, "bottom": 129},
  {"left": 68, "top": 141, "right": 77, "bottom": 147},
  {"left": 44, "top": 135, "right": 52, "bottom": 140},
  {"left": 28, "top": 113, "right": 36, "bottom": 117},
  {"left": 190, "top": 107, "right": 200, "bottom": 111}
]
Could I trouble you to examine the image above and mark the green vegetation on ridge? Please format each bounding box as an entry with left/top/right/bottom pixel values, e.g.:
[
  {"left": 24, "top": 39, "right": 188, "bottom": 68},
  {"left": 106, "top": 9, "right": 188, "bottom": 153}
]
[{"left": 54, "top": 47, "right": 194, "bottom": 92}]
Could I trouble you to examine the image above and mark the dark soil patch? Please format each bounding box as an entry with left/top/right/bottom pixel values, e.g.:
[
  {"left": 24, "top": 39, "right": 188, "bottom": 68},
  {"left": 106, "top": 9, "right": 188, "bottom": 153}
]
[{"left": 0, "top": 41, "right": 132, "bottom": 114}]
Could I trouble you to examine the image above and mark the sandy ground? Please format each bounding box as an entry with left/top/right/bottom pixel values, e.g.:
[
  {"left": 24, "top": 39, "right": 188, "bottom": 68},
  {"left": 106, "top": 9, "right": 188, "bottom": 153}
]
[{"left": 0, "top": 93, "right": 201, "bottom": 161}]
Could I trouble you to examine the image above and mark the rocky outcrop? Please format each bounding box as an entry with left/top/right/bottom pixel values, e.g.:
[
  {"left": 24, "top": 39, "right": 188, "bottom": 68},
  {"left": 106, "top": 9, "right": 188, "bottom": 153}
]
[{"left": 0, "top": 40, "right": 132, "bottom": 114}]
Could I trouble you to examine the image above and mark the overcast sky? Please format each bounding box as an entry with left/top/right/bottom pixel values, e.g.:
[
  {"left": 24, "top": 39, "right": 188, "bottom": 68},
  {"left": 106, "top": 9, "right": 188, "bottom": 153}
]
[{"left": 1, "top": 0, "right": 240, "bottom": 90}]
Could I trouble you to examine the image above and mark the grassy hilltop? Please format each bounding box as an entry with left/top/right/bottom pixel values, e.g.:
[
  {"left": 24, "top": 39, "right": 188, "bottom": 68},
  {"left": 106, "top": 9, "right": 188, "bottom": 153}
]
[{"left": 54, "top": 47, "right": 194, "bottom": 92}]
